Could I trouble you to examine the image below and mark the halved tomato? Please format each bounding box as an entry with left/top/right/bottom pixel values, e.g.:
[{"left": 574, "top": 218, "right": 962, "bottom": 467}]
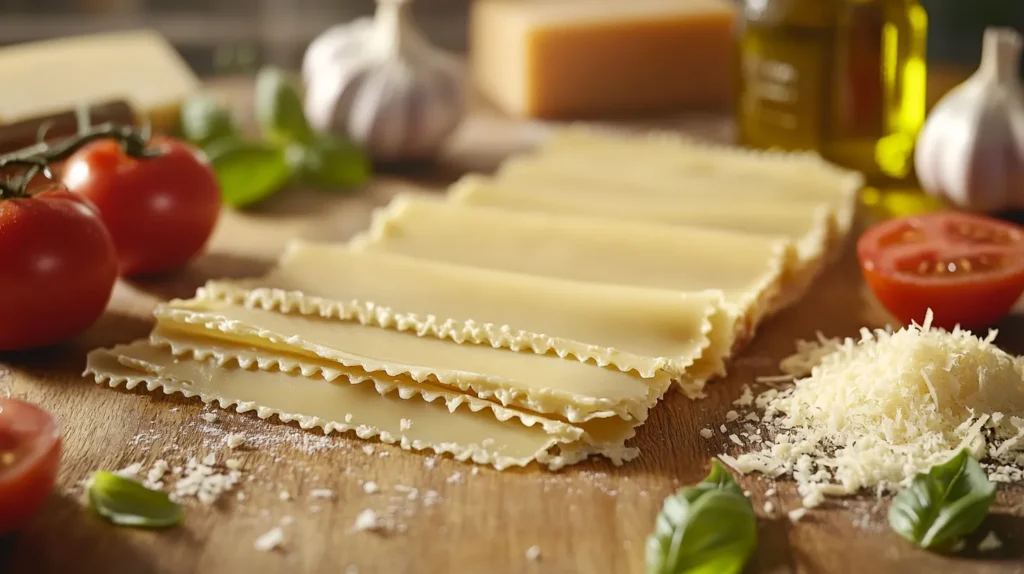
[
  {"left": 858, "top": 211, "right": 1024, "bottom": 330},
  {"left": 0, "top": 399, "right": 61, "bottom": 535}
]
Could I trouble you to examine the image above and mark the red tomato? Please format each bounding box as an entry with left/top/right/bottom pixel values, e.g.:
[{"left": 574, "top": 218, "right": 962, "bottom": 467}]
[
  {"left": 61, "top": 136, "right": 221, "bottom": 277},
  {"left": 858, "top": 211, "right": 1024, "bottom": 330},
  {"left": 0, "top": 187, "right": 118, "bottom": 351},
  {"left": 0, "top": 398, "right": 61, "bottom": 535}
]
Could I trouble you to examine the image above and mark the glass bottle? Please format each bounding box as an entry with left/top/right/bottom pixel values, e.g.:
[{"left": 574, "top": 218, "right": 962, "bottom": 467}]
[{"left": 736, "top": 0, "right": 928, "bottom": 187}]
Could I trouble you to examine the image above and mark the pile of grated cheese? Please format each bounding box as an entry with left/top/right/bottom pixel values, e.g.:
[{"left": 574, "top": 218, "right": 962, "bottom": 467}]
[{"left": 720, "top": 311, "right": 1024, "bottom": 508}]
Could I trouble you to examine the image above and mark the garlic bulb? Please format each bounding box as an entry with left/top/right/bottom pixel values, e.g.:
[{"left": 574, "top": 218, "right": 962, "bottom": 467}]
[
  {"left": 915, "top": 27, "right": 1024, "bottom": 212},
  {"left": 302, "top": 0, "right": 465, "bottom": 163}
]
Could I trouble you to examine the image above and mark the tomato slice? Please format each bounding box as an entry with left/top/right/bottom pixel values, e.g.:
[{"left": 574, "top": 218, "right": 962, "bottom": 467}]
[
  {"left": 857, "top": 211, "right": 1024, "bottom": 330},
  {"left": 0, "top": 399, "right": 61, "bottom": 535}
]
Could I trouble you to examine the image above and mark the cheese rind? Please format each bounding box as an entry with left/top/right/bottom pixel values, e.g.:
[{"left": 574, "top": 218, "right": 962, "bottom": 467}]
[
  {"left": 470, "top": 0, "right": 737, "bottom": 118},
  {"left": 0, "top": 30, "right": 199, "bottom": 132},
  {"left": 153, "top": 299, "right": 669, "bottom": 423},
  {"left": 85, "top": 342, "right": 585, "bottom": 471},
  {"left": 201, "top": 242, "right": 731, "bottom": 380},
  {"left": 351, "top": 194, "right": 794, "bottom": 340}
]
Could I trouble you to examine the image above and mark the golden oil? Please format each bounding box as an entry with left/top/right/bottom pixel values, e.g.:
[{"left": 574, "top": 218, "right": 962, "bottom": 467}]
[{"left": 737, "top": 0, "right": 928, "bottom": 187}]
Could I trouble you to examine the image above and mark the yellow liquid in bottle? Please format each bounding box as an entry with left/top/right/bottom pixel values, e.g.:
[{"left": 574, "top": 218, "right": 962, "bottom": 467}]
[{"left": 737, "top": 0, "right": 928, "bottom": 189}]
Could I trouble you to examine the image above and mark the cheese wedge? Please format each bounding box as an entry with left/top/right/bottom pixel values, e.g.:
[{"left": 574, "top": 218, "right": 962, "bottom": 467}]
[
  {"left": 152, "top": 298, "right": 670, "bottom": 423},
  {"left": 469, "top": 0, "right": 737, "bottom": 118},
  {"left": 201, "top": 242, "right": 733, "bottom": 383},
  {"left": 350, "top": 194, "right": 794, "bottom": 339},
  {"left": 0, "top": 30, "right": 199, "bottom": 132},
  {"left": 517, "top": 127, "right": 863, "bottom": 237},
  {"left": 85, "top": 342, "right": 586, "bottom": 471}
]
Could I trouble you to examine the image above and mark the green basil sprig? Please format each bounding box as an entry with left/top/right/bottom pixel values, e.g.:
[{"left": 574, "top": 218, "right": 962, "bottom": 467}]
[
  {"left": 646, "top": 460, "right": 758, "bottom": 574},
  {"left": 888, "top": 449, "right": 996, "bottom": 552},
  {"left": 182, "top": 67, "right": 370, "bottom": 208},
  {"left": 87, "top": 471, "right": 184, "bottom": 528}
]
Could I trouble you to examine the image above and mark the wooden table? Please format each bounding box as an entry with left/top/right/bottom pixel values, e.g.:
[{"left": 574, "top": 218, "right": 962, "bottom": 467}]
[{"left": 3, "top": 78, "right": 1024, "bottom": 574}]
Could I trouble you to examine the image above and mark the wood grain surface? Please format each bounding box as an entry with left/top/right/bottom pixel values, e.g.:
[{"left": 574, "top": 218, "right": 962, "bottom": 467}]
[{"left": 2, "top": 78, "right": 1024, "bottom": 574}]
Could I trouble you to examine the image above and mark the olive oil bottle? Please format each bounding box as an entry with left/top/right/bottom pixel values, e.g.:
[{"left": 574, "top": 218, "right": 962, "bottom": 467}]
[{"left": 737, "top": 0, "right": 928, "bottom": 186}]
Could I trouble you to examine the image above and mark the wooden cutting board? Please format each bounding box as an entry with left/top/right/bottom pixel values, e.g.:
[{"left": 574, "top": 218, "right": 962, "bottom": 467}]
[{"left": 1, "top": 77, "right": 1023, "bottom": 574}]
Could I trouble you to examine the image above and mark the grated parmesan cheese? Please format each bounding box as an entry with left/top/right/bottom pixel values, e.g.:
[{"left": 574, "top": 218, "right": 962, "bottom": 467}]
[
  {"left": 699, "top": 428, "right": 714, "bottom": 439},
  {"left": 525, "top": 545, "right": 541, "bottom": 561},
  {"left": 721, "top": 311, "right": 1024, "bottom": 507},
  {"left": 353, "top": 509, "right": 382, "bottom": 533}
]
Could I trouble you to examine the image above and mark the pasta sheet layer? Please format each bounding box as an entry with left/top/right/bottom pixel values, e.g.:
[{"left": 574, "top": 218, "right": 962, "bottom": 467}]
[
  {"left": 85, "top": 342, "right": 590, "bottom": 470},
  {"left": 202, "top": 242, "right": 732, "bottom": 381},
  {"left": 153, "top": 298, "right": 670, "bottom": 423}
]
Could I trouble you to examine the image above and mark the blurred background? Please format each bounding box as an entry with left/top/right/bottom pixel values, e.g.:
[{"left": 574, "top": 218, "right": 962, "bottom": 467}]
[{"left": 0, "top": 0, "right": 1021, "bottom": 77}]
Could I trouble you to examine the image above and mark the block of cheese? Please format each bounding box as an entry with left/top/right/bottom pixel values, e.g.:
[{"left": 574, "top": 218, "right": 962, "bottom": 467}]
[
  {"left": 152, "top": 298, "right": 671, "bottom": 424},
  {"left": 201, "top": 242, "right": 734, "bottom": 382},
  {"left": 469, "top": 0, "right": 737, "bottom": 118},
  {"left": 350, "top": 194, "right": 795, "bottom": 340},
  {"left": 85, "top": 343, "right": 588, "bottom": 471},
  {"left": 0, "top": 30, "right": 199, "bottom": 133}
]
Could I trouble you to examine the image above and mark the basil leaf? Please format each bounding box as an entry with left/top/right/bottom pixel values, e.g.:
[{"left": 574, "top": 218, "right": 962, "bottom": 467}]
[
  {"left": 292, "top": 136, "right": 371, "bottom": 189},
  {"left": 255, "top": 67, "right": 313, "bottom": 145},
  {"left": 180, "top": 94, "right": 239, "bottom": 148},
  {"left": 87, "top": 471, "right": 183, "bottom": 528},
  {"left": 206, "top": 140, "right": 293, "bottom": 208},
  {"left": 888, "top": 449, "right": 996, "bottom": 552},
  {"left": 646, "top": 460, "right": 757, "bottom": 574}
]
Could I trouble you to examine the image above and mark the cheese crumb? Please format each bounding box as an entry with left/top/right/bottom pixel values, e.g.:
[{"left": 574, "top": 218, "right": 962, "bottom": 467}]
[
  {"left": 525, "top": 545, "right": 541, "bottom": 561},
  {"left": 363, "top": 481, "right": 379, "bottom": 494},
  {"left": 733, "top": 385, "right": 754, "bottom": 407},
  {"left": 362, "top": 445, "right": 375, "bottom": 455},
  {"left": 114, "top": 462, "right": 143, "bottom": 478},
  {"left": 471, "top": 467, "right": 480, "bottom": 476},
  {"left": 788, "top": 508, "right": 807, "bottom": 522},
  {"left": 144, "top": 460, "right": 170, "bottom": 489},
  {"left": 728, "top": 434, "right": 743, "bottom": 446},
  {"left": 424, "top": 457, "right": 436, "bottom": 469},
  {"left": 353, "top": 509, "right": 382, "bottom": 532},
  {"left": 279, "top": 490, "right": 291, "bottom": 501},
  {"left": 172, "top": 456, "right": 241, "bottom": 505},
  {"left": 225, "top": 458, "right": 242, "bottom": 471},
  {"left": 699, "top": 428, "right": 714, "bottom": 439},
  {"left": 764, "top": 488, "right": 776, "bottom": 497},
  {"left": 253, "top": 527, "right": 285, "bottom": 552},
  {"left": 978, "top": 531, "right": 1003, "bottom": 552},
  {"left": 446, "top": 472, "right": 462, "bottom": 484},
  {"left": 725, "top": 410, "right": 739, "bottom": 422},
  {"left": 763, "top": 501, "right": 774, "bottom": 514},
  {"left": 310, "top": 488, "right": 335, "bottom": 500},
  {"left": 399, "top": 418, "right": 413, "bottom": 431},
  {"left": 719, "top": 425, "right": 727, "bottom": 433},
  {"left": 225, "top": 434, "right": 246, "bottom": 449},
  {"left": 200, "top": 413, "right": 218, "bottom": 423}
]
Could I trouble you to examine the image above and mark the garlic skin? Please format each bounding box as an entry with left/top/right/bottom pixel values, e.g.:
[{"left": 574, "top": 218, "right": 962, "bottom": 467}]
[
  {"left": 302, "top": 0, "right": 465, "bottom": 163},
  {"left": 915, "top": 27, "right": 1024, "bottom": 213}
]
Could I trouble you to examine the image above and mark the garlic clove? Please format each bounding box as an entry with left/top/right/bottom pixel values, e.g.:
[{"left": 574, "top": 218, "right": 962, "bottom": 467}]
[{"left": 915, "top": 27, "right": 1024, "bottom": 213}]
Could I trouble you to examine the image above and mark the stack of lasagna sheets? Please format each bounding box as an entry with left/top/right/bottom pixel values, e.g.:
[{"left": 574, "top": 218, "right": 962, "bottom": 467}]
[{"left": 85, "top": 127, "right": 863, "bottom": 471}]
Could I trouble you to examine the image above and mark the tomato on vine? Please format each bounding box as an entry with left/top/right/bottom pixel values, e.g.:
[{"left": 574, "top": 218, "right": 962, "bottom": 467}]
[
  {"left": 0, "top": 186, "right": 118, "bottom": 351},
  {"left": 62, "top": 135, "right": 222, "bottom": 277}
]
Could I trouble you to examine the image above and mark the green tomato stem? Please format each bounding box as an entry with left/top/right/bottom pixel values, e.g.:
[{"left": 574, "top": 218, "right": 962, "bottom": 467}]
[{"left": 0, "top": 123, "right": 163, "bottom": 198}]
